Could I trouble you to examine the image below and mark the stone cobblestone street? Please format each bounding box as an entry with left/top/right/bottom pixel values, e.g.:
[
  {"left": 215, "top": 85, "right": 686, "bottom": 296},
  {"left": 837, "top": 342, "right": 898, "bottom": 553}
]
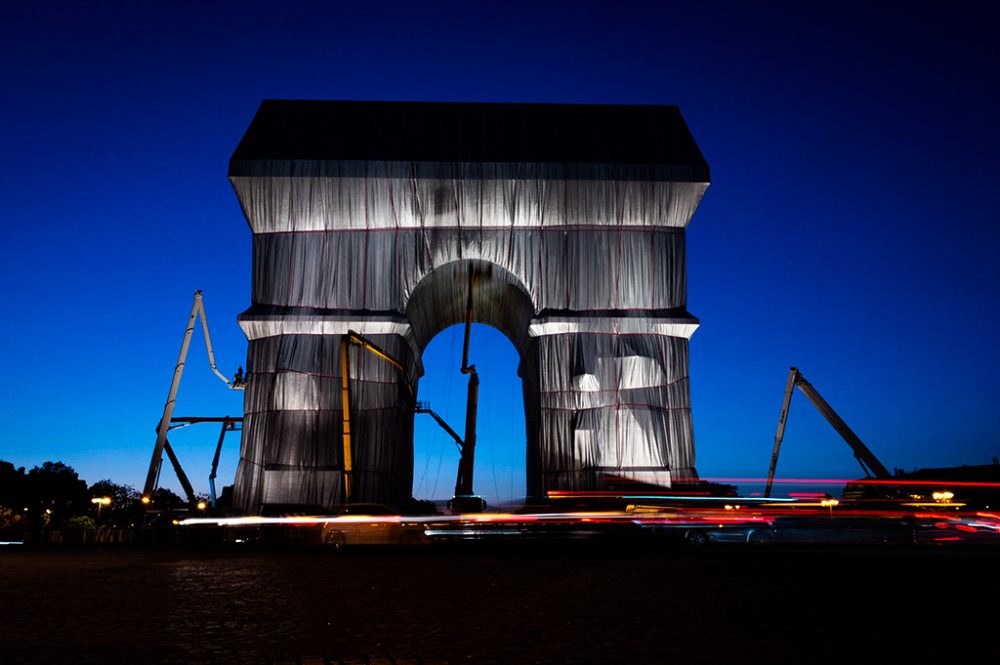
[{"left": 2, "top": 541, "right": 997, "bottom": 664}]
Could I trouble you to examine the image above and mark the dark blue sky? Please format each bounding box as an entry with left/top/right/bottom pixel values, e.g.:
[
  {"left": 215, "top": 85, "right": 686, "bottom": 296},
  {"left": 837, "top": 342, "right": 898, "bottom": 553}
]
[{"left": 2, "top": 1, "right": 998, "bottom": 503}]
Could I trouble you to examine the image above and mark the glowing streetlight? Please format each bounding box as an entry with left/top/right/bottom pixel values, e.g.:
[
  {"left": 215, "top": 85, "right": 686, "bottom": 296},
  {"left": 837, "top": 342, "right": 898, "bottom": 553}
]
[
  {"left": 196, "top": 501, "right": 207, "bottom": 511},
  {"left": 820, "top": 497, "right": 839, "bottom": 518},
  {"left": 91, "top": 496, "right": 111, "bottom": 522}
]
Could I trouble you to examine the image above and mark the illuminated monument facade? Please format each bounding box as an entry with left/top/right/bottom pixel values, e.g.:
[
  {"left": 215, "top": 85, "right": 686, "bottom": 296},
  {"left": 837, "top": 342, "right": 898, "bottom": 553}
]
[{"left": 228, "top": 100, "right": 709, "bottom": 512}]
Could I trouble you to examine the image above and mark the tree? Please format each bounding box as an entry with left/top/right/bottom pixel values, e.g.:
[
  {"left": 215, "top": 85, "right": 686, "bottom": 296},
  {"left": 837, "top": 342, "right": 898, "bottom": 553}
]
[
  {"left": 0, "top": 505, "right": 27, "bottom": 531},
  {"left": 88, "top": 479, "right": 139, "bottom": 507},
  {"left": 26, "top": 461, "right": 89, "bottom": 526},
  {"left": 0, "top": 460, "right": 28, "bottom": 510},
  {"left": 0, "top": 462, "right": 29, "bottom": 531},
  {"left": 88, "top": 479, "right": 141, "bottom": 526},
  {"left": 149, "top": 487, "right": 184, "bottom": 509}
]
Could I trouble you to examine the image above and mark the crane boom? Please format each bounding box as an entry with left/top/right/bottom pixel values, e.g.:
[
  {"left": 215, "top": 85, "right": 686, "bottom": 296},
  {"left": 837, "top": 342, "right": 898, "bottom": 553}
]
[
  {"left": 340, "top": 330, "right": 415, "bottom": 502},
  {"left": 339, "top": 323, "right": 485, "bottom": 512},
  {"left": 415, "top": 402, "right": 464, "bottom": 452},
  {"left": 142, "top": 291, "right": 244, "bottom": 501},
  {"left": 765, "top": 367, "right": 891, "bottom": 498},
  {"left": 451, "top": 270, "right": 484, "bottom": 512},
  {"left": 162, "top": 438, "right": 197, "bottom": 505}
]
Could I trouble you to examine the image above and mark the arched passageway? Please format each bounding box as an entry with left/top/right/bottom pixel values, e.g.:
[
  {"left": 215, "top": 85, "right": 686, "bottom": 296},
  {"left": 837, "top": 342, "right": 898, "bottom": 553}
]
[
  {"left": 412, "top": 322, "right": 526, "bottom": 509},
  {"left": 407, "top": 260, "right": 532, "bottom": 509}
]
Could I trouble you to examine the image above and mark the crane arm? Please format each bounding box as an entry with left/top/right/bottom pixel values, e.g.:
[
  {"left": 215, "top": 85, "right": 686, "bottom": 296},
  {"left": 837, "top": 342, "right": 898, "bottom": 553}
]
[
  {"left": 415, "top": 402, "right": 464, "bottom": 452},
  {"left": 198, "top": 295, "right": 240, "bottom": 390},
  {"left": 338, "top": 268, "right": 483, "bottom": 511},
  {"left": 340, "top": 330, "right": 415, "bottom": 502},
  {"left": 208, "top": 418, "right": 241, "bottom": 508},
  {"left": 455, "top": 371, "right": 479, "bottom": 499},
  {"left": 454, "top": 271, "right": 480, "bottom": 502},
  {"left": 765, "top": 368, "right": 798, "bottom": 498},
  {"left": 793, "top": 372, "right": 891, "bottom": 480},
  {"left": 765, "top": 367, "right": 891, "bottom": 498},
  {"left": 142, "top": 291, "right": 244, "bottom": 500},
  {"left": 162, "top": 439, "right": 197, "bottom": 505},
  {"left": 461, "top": 271, "right": 477, "bottom": 376}
]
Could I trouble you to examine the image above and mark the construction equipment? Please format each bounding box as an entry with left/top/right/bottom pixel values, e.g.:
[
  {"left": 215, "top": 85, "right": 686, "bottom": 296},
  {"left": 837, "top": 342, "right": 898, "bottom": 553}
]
[
  {"left": 149, "top": 416, "right": 243, "bottom": 508},
  {"left": 450, "top": 271, "right": 485, "bottom": 513},
  {"left": 414, "top": 400, "right": 487, "bottom": 513},
  {"left": 765, "top": 367, "right": 891, "bottom": 498},
  {"left": 339, "top": 330, "right": 415, "bottom": 503},
  {"left": 157, "top": 416, "right": 243, "bottom": 508},
  {"left": 142, "top": 291, "right": 245, "bottom": 503},
  {"left": 415, "top": 402, "right": 464, "bottom": 452},
  {"left": 339, "top": 269, "right": 486, "bottom": 512},
  {"left": 340, "top": 336, "right": 486, "bottom": 511},
  {"left": 207, "top": 417, "right": 242, "bottom": 508}
]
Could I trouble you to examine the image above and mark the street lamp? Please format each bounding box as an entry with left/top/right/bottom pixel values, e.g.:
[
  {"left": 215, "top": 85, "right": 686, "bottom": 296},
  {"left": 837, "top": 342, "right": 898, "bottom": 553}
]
[
  {"left": 91, "top": 496, "right": 111, "bottom": 522},
  {"left": 932, "top": 491, "right": 954, "bottom": 503},
  {"left": 820, "top": 497, "right": 839, "bottom": 518}
]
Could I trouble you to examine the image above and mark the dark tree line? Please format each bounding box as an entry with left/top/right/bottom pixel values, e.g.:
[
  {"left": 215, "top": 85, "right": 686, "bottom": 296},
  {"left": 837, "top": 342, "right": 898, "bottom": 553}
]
[{"left": 0, "top": 460, "right": 184, "bottom": 533}]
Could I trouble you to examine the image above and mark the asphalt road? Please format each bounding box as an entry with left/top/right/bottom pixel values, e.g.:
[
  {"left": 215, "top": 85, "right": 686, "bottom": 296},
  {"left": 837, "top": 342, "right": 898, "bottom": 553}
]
[{"left": 1, "top": 539, "right": 996, "bottom": 664}]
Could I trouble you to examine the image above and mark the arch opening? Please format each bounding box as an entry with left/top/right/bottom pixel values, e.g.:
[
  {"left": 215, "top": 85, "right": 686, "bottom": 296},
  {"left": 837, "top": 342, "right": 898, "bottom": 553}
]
[
  {"left": 411, "top": 323, "right": 527, "bottom": 511},
  {"left": 406, "top": 260, "right": 534, "bottom": 510}
]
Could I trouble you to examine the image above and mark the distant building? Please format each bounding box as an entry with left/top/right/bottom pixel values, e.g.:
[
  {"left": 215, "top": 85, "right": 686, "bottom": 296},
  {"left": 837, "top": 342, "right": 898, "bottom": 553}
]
[{"left": 896, "top": 462, "right": 1000, "bottom": 509}]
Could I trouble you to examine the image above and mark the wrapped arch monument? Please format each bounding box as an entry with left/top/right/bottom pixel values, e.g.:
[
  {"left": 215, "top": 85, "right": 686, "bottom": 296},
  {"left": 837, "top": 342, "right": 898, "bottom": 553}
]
[{"left": 229, "top": 100, "right": 709, "bottom": 513}]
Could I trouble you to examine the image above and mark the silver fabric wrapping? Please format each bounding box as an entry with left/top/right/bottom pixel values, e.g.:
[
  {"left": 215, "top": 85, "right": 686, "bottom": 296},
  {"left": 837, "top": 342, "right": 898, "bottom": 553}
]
[
  {"left": 229, "top": 104, "right": 708, "bottom": 513},
  {"left": 235, "top": 333, "right": 416, "bottom": 509}
]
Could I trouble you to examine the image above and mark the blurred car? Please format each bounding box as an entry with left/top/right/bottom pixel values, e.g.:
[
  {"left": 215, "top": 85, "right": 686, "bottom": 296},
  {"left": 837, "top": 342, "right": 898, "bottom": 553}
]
[
  {"left": 765, "top": 516, "right": 917, "bottom": 546},
  {"left": 913, "top": 514, "right": 1000, "bottom": 546},
  {"left": 321, "top": 503, "right": 432, "bottom": 549},
  {"left": 682, "top": 524, "right": 776, "bottom": 548},
  {"left": 625, "top": 505, "right": 778, "bottom": 547},
  {"left": 676, "top": 515, "right": 919, "bottom": 548}
]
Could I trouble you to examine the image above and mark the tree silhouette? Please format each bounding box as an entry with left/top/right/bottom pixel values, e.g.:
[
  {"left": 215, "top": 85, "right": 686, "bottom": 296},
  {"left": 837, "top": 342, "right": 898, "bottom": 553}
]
[
  {"left": 88, "top": 479, "right": 141, "bottom": 526},
  {"left": 26, "top": 461, "right": 89, "bottom": 527},
  {"left": 0, "top": 461, "right": 27, "bottom": 508}
]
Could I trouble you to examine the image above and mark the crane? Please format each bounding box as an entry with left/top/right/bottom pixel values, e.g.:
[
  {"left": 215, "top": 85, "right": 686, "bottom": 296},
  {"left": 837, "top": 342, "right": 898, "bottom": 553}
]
[
  {"left": 414, "top": 402, "right": 464, "bottom": 453},
  {"left": 339, "top": 269, "right": 486, "bottom": 513},
  {"left": 142, "top": 291, "right": 245, "bottom": 504},
  {"left": 764, "top": 367, "right": 892, "bottom": 498},
  {"left": 414, "top": 400, "right": 486, "bottom": 512},
  {"left": 449, "top": 270, "right": 485, "bottom": 513},
  {"left": 148, "top": 416, "right": 242, "bottom": 508},
  {"left": 339, "top": 330, "right": 415, "bottom": 503},
  {"left": 339, "top": 329, "right": 486, "bottom": 512}
]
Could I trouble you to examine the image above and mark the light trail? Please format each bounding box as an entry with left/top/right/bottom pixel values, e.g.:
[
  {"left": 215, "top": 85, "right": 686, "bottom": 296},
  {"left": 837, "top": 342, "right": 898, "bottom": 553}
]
[{"left": 174, "top": 494, "right": 1000, "bottom": 547}]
